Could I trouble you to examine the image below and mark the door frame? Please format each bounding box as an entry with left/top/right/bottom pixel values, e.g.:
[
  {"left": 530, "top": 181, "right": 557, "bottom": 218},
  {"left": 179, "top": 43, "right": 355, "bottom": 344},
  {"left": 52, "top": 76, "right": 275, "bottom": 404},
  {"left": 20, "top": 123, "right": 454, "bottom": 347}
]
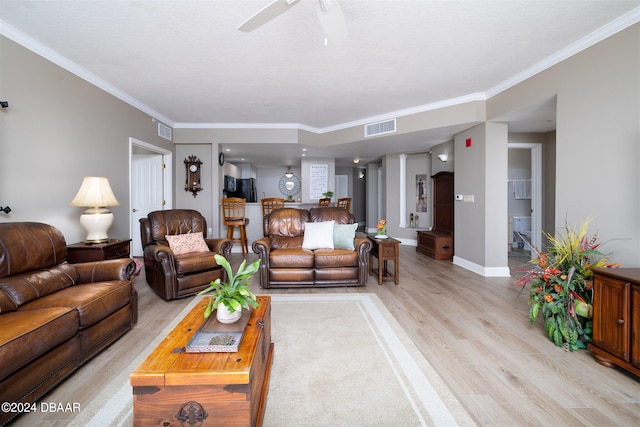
[
  {"left": 129, "top": 137, "right": 173, "bottom": 255},
  {"left": 508, "top": 142, "right": 542, "bottom": 255}
]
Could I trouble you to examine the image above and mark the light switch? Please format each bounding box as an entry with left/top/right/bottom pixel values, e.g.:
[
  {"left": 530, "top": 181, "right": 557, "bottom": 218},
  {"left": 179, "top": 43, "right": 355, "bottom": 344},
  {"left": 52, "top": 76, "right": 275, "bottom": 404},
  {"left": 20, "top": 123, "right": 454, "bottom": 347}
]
[{"left": 463, "top": 195, "right": 475, "bottom": 203}]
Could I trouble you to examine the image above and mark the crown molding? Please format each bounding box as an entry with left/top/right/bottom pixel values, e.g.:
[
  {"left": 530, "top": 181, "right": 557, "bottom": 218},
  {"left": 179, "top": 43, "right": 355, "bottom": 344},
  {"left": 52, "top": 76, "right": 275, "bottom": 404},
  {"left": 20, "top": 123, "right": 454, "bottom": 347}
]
[
  {"left": 486, "top": 6, "right": 640, "bottom": 98},
  {"left": 4, "top": 7, "right": 638, "bottom": 134},
  {"left": 0, "top": 20, "right": 175, "bottom": 127}
]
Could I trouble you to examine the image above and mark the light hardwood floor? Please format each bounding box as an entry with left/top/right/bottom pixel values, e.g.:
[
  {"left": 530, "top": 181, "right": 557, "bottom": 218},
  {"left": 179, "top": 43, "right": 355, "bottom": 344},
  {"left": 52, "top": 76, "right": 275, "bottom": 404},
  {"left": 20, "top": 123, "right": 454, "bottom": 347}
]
[{"left": 13, "top": 247, "right": 640, "bottom": 426}]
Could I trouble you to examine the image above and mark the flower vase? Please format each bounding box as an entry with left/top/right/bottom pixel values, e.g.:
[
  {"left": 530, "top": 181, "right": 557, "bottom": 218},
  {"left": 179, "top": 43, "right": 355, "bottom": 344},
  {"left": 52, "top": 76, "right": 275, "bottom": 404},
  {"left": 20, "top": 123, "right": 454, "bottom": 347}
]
[{"left": 216, "top": 303, "right": 242, "bottom": 324}]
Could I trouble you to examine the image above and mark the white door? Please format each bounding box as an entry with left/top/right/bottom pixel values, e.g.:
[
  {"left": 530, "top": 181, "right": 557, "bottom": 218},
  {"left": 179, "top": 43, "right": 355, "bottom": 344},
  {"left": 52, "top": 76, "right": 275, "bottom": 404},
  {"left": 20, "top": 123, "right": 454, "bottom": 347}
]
[
  {"left": 131, "top": 154, "right": 164, "bottom": 256},
  {"left": 335, "top": 174, "right": 348, "bottom": 200}
]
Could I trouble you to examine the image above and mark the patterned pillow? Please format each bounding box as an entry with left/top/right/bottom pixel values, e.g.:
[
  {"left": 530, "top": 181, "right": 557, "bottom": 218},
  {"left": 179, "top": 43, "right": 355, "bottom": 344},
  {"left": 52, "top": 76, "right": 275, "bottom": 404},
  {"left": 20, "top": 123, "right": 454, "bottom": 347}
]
[{"left": 165, "top": 232, "right": 210, "bottom": 255}]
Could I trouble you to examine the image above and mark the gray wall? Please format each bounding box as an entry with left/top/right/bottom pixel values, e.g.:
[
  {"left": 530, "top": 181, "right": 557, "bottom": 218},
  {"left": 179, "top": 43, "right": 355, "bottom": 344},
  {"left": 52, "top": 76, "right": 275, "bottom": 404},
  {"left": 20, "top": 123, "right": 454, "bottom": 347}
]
[
  {"left": 0, "top": 36, "right": 173, "bottom": 244},
  {"left": 487, "top": 23, "right": 639, "bottom": 267}
]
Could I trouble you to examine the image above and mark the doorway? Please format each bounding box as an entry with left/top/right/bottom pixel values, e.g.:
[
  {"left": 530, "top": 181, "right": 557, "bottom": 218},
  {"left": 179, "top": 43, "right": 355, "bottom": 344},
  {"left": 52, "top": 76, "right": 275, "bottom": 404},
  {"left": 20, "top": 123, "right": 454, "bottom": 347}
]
[
  {"left": 507, "top": 142, "right": 542, "bottom": 257},
  {"left": 129, "top": 138, "right": 173, "bottom": 257}
]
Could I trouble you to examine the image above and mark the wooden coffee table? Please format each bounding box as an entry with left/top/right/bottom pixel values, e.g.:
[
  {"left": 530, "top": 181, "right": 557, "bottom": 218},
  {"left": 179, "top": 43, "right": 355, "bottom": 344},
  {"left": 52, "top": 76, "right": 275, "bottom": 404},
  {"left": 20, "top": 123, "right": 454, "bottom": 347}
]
[
  {"left": 367, "top": 234, "right": 400, "bottom": 285},
  {"left": 130, "top": 296, "right": 273, "bottom": 427}
]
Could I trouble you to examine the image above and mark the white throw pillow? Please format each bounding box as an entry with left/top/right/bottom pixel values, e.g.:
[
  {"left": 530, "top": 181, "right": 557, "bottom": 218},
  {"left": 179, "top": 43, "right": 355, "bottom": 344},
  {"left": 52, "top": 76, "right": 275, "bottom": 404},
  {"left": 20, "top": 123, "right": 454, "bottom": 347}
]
[{"left": 302, "top": 221, "right": 335, "bottom": 250}]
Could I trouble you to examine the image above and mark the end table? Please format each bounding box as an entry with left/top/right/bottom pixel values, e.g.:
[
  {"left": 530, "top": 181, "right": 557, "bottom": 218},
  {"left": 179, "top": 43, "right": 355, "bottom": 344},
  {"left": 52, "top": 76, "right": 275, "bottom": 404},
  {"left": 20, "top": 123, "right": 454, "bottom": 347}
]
[
  {"left": 367, "top": 234, "right": 400, "bottom": 285},
  {"left": 66, "top": 239, "right": 131, "bottom": 263}
]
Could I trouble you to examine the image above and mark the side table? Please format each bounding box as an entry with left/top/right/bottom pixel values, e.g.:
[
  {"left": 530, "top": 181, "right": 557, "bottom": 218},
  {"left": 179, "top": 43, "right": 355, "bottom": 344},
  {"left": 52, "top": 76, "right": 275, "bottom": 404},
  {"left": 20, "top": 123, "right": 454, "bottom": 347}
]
[
  {"left": 66, "top": 239, "right": 131, "bottom": 263},
  {"left": 366, "top": 234, "right": 400, "bottom": 285}
]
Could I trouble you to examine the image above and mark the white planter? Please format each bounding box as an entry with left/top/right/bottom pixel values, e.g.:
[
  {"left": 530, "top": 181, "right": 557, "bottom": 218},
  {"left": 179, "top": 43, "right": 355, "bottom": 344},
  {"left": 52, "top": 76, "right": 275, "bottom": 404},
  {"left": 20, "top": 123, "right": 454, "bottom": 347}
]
[{"left": 216, "top": 303, "right": 243, "bottom": 324}]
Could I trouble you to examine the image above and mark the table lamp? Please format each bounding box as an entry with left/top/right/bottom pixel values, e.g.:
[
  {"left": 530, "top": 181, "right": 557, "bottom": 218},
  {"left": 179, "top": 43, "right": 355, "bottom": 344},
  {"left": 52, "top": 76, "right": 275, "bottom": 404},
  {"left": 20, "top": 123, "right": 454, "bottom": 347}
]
[{"left": 69, "top": 177, "right": 120, "bottom": 243}]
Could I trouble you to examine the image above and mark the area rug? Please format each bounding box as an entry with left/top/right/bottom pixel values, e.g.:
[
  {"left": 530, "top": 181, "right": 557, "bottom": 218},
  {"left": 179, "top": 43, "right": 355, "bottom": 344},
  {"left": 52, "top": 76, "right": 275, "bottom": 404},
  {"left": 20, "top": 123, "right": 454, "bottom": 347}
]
[{"left": 73, "top": 294, "right": 475, "bottom": 426}]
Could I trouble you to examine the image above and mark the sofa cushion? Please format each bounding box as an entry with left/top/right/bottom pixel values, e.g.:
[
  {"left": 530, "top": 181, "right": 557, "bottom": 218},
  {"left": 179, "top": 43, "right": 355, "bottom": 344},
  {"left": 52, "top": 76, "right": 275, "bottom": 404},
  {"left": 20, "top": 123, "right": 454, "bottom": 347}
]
[
  {"left": 166, "top": 232, "right": 210, "bottom": 255},
  {"left": 0, "top": 288, "right": 18, "bottom": 313},
  {"left": 314, "top": 248, "right": 359, "bottom": 267},
  {"left": 0, "top": 307, "right": 79, "bottom": 382},
  {"left": 0, "top": 222, "right": 68, "bottom": 278},
  {"left": 19, "top": 281, "right": 133, "bottom": 328},
  {"left": 0, "top": 264, "right": 79, "bottom": 307},
  {"left": 174, "top": 251, "right": 220, "bottom": 275},
  {"left": 302, "top": 221, "right": 335, "bottom": 250},
  {"left": 333, "top": 223, "right": 358, "bottom": 250},
  {"left": 270, "top": 248, "right": 315, "bottom": 268}
]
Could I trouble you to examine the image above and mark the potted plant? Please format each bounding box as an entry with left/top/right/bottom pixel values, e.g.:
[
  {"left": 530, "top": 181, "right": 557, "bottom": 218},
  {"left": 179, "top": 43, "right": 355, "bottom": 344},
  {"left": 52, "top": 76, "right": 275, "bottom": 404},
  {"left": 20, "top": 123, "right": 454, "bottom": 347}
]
[
  {"left": 517, "top": 217, "right": 618, "bottom": 351},
  {"left": 322, "top": 191, "right": 334, "bottom": 199},
  {"left": 197, "top": 254, "right": 260, "bottom": 324}
]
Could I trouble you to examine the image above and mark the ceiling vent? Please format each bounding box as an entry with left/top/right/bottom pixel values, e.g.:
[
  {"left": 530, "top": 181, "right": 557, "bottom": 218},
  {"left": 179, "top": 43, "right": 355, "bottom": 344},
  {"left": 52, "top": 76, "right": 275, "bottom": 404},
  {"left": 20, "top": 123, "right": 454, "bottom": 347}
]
[
  {"left": 158, "top": 122, "right": 172, "bottom": 141},
  {"left": 364, "top": 119, "right": 396, "bottom": 137}
]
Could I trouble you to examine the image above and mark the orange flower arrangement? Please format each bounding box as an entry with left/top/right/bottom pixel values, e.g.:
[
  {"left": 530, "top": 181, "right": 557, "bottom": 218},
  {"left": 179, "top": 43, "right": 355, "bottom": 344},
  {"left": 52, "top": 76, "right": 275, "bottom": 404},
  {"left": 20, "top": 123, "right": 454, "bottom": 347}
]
[
  {"left": 517, "top": 217, "right": 618, "bottom": 351},
  {"left": 376, "top": 219, "right": 387, "bottom": 236}
]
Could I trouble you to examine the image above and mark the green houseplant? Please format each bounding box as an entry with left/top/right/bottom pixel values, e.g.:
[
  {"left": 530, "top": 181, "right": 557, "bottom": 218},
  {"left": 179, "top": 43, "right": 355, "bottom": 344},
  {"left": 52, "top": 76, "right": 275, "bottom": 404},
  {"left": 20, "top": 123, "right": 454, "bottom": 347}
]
[
  {"left": 322, "top": 191, "right": 334, "bottom": 199},
  {"left": 517, "top": 217, "right": 617, "bottom": 351},
  {"left": 197, "top": 254, "right": 260, "bottom": 323}
]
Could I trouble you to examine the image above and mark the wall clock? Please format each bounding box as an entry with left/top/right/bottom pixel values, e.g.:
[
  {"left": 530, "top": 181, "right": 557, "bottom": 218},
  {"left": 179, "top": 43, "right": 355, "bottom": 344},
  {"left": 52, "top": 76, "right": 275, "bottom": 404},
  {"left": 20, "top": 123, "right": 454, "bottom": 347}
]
[
  {"left": 278, "top": 174, "right": 301, "bottom": 200},
  {"left": 184, "top": 155, "right": 203, "bottom": 197}
]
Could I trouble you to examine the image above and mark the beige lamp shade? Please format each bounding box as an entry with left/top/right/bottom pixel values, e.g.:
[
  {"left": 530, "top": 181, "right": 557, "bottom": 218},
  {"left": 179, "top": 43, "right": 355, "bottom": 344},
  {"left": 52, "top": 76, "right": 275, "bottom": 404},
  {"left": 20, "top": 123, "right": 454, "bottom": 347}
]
[
  {"left": 70, "top": 176, "right": 120, "bottom": 208},
  {"left": 70, "top": 177, "right": 120, "bottom": 243}
]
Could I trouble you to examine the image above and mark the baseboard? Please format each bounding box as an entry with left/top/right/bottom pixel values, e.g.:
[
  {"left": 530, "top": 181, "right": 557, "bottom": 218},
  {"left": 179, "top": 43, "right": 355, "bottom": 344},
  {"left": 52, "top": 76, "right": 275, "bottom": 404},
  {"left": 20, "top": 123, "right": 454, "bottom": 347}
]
[{"left": 453, "top": 256, "right": 511, "bottom": 277}]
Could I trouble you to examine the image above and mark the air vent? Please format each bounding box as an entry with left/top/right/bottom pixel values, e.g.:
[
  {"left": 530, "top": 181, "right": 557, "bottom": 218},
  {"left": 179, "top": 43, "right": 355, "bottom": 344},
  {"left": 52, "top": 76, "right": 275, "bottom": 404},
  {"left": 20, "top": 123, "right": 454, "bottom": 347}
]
[
  {"left": 158, "top": 123, "right": 172, "bottom": 141},
  {"left": 364, "top": 119, "right": 396, "bottom": 137}
]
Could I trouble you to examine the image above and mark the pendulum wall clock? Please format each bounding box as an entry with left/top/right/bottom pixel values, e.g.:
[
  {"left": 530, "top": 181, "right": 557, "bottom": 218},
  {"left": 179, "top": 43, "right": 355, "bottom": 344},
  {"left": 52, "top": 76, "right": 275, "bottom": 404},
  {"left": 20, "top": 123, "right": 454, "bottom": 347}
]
[{"left": 184, "top": 155, "right": 203, "bottom": 197}]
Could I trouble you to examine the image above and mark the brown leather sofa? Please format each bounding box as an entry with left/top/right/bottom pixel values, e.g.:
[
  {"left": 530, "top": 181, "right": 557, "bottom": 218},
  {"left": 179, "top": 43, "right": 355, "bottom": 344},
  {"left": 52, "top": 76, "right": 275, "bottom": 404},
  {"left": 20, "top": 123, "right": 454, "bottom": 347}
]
[
  {"left": 140, "top": 209, "right": 232, "bottom": 300},
  {"left": 0, "top": 222, "right": 137, "bottom": 425},
  {"left": 252, "top": 207, "right": 372, "bottom": 288}
]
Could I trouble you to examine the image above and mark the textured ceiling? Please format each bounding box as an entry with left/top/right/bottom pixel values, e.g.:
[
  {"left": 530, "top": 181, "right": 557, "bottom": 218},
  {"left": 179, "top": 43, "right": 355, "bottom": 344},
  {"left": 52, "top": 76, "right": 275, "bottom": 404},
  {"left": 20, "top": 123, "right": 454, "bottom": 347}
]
[{"left": 2, "top": 0, "right": 639, "bottom": 166}]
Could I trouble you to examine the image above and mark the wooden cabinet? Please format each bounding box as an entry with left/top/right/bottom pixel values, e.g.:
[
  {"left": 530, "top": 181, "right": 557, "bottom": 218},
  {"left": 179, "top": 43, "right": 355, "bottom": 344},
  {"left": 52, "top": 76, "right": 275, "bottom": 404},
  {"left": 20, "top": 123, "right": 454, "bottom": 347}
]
[
  {"left": 67, "top": 239, "right": 131, "bottom": 263},
  {"left": 416, "top": 171, "right": 453, "bottom": 260},
  {"left": 589, "top": 268, "right": 640, "bottom": 377}
]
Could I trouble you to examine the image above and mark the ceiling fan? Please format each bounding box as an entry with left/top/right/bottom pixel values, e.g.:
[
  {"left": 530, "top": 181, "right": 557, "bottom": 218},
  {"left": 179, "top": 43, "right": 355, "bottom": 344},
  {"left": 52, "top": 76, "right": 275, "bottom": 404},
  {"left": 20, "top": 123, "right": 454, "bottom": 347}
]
[{"left": 237, "top": 0, "right": 348, "bottom": 43}]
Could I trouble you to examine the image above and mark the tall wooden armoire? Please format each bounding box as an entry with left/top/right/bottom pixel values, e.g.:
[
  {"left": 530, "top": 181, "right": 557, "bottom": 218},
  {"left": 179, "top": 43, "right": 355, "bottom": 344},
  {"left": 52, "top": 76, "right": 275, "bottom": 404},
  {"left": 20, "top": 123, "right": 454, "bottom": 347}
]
[{"left": 416, "top": 171, "right": 454, "bottom": 260}]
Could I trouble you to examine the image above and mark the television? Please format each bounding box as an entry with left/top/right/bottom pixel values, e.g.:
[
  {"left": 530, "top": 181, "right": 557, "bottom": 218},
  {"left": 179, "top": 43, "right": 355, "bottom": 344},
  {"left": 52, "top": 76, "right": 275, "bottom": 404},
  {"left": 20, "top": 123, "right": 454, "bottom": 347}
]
[{"left": 224, "top": 175, "right": 236, "bottom": 192}]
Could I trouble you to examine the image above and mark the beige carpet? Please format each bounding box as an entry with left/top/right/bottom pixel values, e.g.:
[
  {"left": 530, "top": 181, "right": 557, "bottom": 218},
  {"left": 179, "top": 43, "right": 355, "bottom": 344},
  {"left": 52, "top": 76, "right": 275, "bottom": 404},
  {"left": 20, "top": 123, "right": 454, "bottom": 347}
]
[{"left": 71, "top": 294, "right": 475, "bottom": 426}]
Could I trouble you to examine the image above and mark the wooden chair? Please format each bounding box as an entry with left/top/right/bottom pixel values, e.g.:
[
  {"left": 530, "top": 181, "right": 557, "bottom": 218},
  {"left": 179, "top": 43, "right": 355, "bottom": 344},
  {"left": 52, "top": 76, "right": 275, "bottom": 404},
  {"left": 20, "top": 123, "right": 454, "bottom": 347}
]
[
  {"left": 318, "top": 198, "right": 332, "bottom": 206},
  {"left": 222, "top": 197, "right": 249, "bottom": 255},
  {"left": 337, "top": 198, "right": 351, "bottom": 211},
  {"left": 261, "top": 198, "right": 285, "bottom": 236},
  {"left": 261, "top": 197, "right": 285, "bottom": 217}
]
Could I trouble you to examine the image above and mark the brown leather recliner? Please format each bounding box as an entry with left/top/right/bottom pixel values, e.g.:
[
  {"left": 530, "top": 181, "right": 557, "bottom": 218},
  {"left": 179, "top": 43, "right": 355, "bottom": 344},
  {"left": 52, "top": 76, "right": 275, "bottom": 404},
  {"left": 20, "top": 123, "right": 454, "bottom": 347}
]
[
  {"left": 252, "top": 207, "right": 372, "bottom": 288},
  {"left": 0, "top": 222, "right": 137, "bottom": 425},
  {"left": 140, "top": 209, "right": 232, "bottom": 301}
]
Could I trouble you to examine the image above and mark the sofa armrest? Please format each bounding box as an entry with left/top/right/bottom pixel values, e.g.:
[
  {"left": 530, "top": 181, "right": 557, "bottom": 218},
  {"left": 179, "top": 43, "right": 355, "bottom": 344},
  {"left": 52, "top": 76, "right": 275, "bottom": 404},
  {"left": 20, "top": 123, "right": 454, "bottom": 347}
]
[
  {"left": 252, "top": 237, "right": 272, "bottom": 288},
  {"left": 74, "top": 258, "right": 137, "bottom": 283},
  {"left": 205, "top": 238, "right": 232, "bottom": 258}
]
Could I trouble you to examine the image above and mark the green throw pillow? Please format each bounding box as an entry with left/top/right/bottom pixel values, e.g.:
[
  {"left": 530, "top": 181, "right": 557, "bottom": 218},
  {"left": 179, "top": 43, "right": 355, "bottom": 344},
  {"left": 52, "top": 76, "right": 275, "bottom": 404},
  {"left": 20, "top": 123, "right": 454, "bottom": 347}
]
[{"left": 333, "top": 223, "right": 358, "bottom": 250}]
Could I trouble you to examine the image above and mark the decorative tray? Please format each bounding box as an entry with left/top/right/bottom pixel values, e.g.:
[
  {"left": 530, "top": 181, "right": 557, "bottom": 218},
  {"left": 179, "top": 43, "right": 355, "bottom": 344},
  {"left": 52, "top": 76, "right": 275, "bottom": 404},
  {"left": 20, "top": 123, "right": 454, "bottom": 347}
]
[{"left": 185, "top": 309, "right": 251, "bottom": 353}]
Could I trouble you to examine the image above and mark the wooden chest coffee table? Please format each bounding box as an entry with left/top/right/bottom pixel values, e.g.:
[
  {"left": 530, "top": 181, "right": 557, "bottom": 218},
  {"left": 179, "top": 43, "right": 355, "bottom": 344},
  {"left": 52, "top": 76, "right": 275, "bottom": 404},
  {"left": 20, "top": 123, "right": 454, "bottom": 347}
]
[{"left": 130, "top": 296, "right": 273, "bottom": 427}]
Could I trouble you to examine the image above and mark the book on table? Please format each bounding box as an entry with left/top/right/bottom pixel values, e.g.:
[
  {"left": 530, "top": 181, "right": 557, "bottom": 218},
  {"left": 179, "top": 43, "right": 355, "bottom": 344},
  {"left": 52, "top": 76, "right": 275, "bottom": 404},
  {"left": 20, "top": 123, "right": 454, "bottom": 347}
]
[{"left": 185, "top": 308, "right": 251, "bottom": 353}]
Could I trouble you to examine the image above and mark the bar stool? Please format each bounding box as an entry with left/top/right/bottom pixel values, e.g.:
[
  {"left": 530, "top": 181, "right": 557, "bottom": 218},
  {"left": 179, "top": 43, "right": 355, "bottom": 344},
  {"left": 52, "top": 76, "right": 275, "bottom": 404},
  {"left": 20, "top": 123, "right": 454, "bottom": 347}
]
[
  {"left": 318, "top": 198, "right": 331, "bottom": 206},
  {"left": 337, "top": 198, "right": 351, "bottom": 211},
  {"left": 261, "top": 198, "right": 285, "bottom": 236},
  {"left": 222, "top": 197, "right": 249, "bottom": 255}
]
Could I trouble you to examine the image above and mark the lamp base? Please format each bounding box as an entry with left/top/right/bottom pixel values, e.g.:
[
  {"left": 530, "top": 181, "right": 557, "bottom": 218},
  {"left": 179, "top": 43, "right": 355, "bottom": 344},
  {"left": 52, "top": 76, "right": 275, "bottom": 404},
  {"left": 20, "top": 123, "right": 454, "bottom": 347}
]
[{"left": 79, "top": 208, "right": 114, "bottom": 243}]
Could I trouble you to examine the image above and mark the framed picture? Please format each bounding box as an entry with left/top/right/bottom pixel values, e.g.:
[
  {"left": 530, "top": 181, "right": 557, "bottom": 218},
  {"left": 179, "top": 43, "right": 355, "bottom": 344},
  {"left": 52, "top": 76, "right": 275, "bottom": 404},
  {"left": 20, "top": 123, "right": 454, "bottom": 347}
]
[{"left": 416, "top": 174, "right": 427, "bottom": 212}]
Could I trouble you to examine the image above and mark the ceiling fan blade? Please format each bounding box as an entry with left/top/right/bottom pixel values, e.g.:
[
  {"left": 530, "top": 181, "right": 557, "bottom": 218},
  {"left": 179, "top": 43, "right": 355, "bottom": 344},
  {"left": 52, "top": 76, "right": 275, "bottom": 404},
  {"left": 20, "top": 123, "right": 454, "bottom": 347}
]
[
  {"left": 316, "top": 0, "right": 348, "bottom": 43},
  {"left": 237, "top": 0, "right": 302, "bottom": 32}
]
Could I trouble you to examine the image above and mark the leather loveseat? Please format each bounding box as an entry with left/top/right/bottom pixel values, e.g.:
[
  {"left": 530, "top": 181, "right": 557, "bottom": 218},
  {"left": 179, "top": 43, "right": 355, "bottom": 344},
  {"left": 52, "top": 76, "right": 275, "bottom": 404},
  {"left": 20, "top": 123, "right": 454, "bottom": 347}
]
[
  {"left": 252, "top": 207, "right": 372, "bottom": 288},
  {"left": 0, "top": 222, "right": 138, "bottom": 425}
]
